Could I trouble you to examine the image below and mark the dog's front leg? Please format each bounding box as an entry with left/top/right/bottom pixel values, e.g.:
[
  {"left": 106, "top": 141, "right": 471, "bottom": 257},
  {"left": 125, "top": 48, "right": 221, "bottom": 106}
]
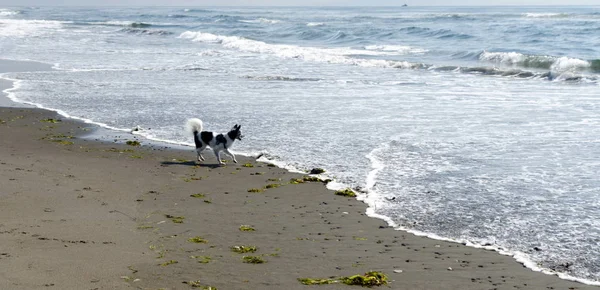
[{"left": 224, "top": 149, "right": 238, "bottom": 163}]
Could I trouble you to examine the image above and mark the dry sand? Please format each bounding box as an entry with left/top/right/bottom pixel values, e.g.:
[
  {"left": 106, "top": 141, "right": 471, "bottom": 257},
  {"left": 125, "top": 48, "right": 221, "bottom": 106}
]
[{"left": 1, "top": 60, "right": 597, "bottom": 289}]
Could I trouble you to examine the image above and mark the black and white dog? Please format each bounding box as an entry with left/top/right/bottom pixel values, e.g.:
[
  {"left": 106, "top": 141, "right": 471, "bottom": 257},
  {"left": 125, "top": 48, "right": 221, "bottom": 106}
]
[{"left": 185, "top": 118, "right": 243, "bottom": 165}]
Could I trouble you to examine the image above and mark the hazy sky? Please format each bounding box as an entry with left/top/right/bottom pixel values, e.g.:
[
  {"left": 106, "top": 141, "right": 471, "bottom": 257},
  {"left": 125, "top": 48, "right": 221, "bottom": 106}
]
[{"left": 0, "top": 0, "right": 598, "bottom": 5}]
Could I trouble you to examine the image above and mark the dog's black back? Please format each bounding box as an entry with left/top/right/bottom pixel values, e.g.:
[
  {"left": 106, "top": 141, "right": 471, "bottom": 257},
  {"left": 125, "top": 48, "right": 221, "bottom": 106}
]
[
  {"left": 199, "top": 131, "right": 213, "bottom": 146},
  {"left": 194, "top": 125, "right": 242, "bottom": 150}
]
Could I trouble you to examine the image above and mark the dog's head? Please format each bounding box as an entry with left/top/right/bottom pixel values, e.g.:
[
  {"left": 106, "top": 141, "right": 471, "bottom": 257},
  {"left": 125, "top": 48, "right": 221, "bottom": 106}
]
[{"left": 229, "top": 124, "right": 243, "bottom": 141}]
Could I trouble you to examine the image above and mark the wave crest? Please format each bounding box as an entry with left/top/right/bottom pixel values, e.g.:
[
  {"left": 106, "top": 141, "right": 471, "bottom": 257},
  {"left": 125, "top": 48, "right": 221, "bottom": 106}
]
[
  {"left": 0, "top": 19, "right": 65, "bottom": 37},
  {"left": 0, "top": 9, "right": 21, "bottom": 16},
  {"left": 178, "top": 30, "right": 426, "bottom": 70},
  {"left": 523, "top": 13, "right": 570, "bottom": 18},
  {"left": 479, "top": 51, "right": 597, "bottom": 73}
]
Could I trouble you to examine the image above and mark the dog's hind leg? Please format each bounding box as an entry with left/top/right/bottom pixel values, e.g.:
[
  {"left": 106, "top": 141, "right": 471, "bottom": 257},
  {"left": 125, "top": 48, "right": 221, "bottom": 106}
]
[
  {"left": 224, "top": 149, "right": 238, "bottom": 163},
  {"left": 196, "top": 145, "right": 207, "bottom": 161}
]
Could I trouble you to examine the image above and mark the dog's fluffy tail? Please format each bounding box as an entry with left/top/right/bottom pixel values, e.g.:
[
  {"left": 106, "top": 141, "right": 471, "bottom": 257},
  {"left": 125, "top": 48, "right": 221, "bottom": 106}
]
[{"left": 185, "top": 118, "right": 203, "bottom": 135}]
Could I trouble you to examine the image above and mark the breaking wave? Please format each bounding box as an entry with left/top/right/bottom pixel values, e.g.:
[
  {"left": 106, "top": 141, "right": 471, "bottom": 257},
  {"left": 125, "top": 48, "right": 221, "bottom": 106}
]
[
  {"left": 0, "top": 18, "right": 65, "bottom": 37},
  {"left": 0, "top": 8, "right": 21, "bottom": 16},
  {"left": 178, "top": 31, "right": 596, "bottom": 83},
  {"left": 523, "top": 13, "right": 571, "bottom": 18},
  {"left": 179, "top": 30, "right": 427, "bottom": 69},
  {"left": 479, "top": 51, "right": 600, "bottom": 73}
]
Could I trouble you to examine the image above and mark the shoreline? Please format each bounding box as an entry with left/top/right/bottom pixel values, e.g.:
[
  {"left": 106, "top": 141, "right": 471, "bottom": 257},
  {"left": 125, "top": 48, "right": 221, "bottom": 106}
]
[
  {"left": 1, "top": 58, "right": 598, "bottom": 289},
  {"left": 0, "top": 59, "right": 52, "bottom": 108}
]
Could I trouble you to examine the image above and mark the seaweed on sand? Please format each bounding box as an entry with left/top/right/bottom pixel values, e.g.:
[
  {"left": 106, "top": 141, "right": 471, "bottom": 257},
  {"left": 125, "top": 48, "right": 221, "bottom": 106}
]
[
  {"left": 187, "top": 236, "right": 208, "bottom": 243},
  {"left": 335, "top": 188, "right": 356, "bottom": 197},
  {"left": 242, "top": 256, "right": 265, "bottom": 264},
  {"left": 298, "top": 271, "right": 388, "bottom": 287}
]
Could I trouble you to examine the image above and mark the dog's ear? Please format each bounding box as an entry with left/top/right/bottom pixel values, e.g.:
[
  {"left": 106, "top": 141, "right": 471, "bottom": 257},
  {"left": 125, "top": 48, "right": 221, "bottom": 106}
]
[{"left": 237, "top": 124, "right": 241, "bottom": 129}]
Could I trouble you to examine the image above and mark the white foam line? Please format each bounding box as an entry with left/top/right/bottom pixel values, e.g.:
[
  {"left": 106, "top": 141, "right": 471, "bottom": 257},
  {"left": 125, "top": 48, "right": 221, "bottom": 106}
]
[
  {"left": 1, "top": 75, "right": 131, "bottom": 133},
  {"left": 358, "top": 141, "right": 600, "bottom": 286},
  {"left": 379, "top": 217, "right": 600, "bottom": 286},
  {"left": 365, "top": 143, "right": 388, "bottom": 191}
]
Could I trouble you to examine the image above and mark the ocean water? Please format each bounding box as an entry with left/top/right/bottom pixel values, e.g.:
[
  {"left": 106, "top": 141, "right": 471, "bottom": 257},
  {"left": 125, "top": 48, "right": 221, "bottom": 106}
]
[{"left": 1, "top": 5, "right": 600, "bottom": 284}]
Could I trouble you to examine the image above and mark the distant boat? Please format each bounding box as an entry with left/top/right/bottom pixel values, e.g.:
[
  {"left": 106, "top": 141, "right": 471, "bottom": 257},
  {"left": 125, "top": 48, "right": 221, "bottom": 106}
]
[{"left": 402, "top": 4, "right": 408, "bottom": 6}]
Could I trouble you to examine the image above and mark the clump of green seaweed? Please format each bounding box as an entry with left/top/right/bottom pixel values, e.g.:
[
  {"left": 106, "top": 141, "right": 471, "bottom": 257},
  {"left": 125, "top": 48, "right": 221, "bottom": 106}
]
[
  {"left": 126, "top": 140, "right": 141, "bottom": 146},
  {"left": 160, "top": 260, "right": 178, "bottom": 266},
  {"left": 190, "top": 256, "right": 212, "bottom": 264},
  {"left": 298, "top": 271, "right": 388, "bottom": 287},
  {"left": 289, "top": 178, "right": 305, "bottom": 184},
  {"left": 190, "top": 193, "right": 206, "bottom": 198},
  {"left": 297, "top": 278, "right": 335, "bottom": 285},
  {"left": 242, "top": 163, "right": 254, "bottom": 167},
  {"left": 231, "top": 245, "right": 257, "bottom": 253},
  {"left": 341, "top": 271, "right": 388, "bottom": 287},
  {"left": 309, "top": 168, "right": 326, "bottom": 174},
  {"left": 335, "top": 188, "right": 356, "bottom": 197},
  {"left": 239, "top": 225, "right": 255, "bottom": 231},
  {"left": 165, "top": 214, "right": 185, "bottom": 223},
  {"left": 265, "top": 183, "right": 281, "bottom": 189},
  {"left": 302, "top": 176, "right": 333, "bottom": 184},
  {"left": 242, "top": 256, "right": 265, "bottom": 264},
  {"left": 247, "top": 188, "right": 264, "bottom": 193},
  {"left": 187, "top": 236, "right": 208, "bottom": 244}
]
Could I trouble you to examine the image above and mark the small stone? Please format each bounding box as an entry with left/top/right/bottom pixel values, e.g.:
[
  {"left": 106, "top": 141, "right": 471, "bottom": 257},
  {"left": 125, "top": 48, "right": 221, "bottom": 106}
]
[
  {"left": 393, "top": 269, "right": 403, "bottom": 273},
  {"left": 447, "top": 267, "right": 453, "bottom": 271}
]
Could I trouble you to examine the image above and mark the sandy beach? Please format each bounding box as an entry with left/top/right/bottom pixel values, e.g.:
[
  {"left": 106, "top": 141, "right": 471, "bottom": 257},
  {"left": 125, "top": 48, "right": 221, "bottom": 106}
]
[{"left": 1, "top": 61, "right": 598, "bottom": 289}]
